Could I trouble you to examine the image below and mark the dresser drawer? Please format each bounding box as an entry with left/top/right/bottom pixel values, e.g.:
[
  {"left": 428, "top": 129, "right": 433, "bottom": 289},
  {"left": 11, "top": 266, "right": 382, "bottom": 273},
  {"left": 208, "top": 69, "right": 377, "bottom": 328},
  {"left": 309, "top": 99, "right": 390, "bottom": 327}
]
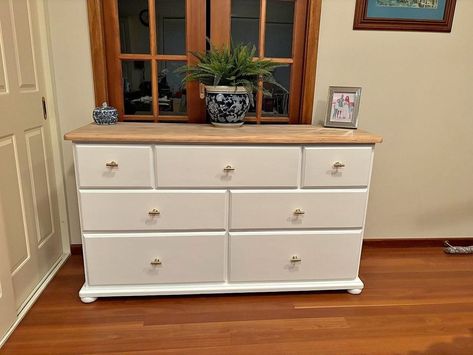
[
  {"left": 230, "top": 190, "right": 367, "bottom": 230},
  {"left": 79, "top": 191, "right": 226, "bottom": 231},
  {"left": 229, "top": 231, "right": 362, "bottom": 282},
  {"left": 155, "top": 146, "right": 300, "bottom": 188},
  {"left": 74, "top": 144, "right": 154, "bottom": 188},
  {"left": 84, "top": 233, "right": 225, "bottom": 285},
  {"left": 302, "top": 146, "right": 373, "bottom": 187}
]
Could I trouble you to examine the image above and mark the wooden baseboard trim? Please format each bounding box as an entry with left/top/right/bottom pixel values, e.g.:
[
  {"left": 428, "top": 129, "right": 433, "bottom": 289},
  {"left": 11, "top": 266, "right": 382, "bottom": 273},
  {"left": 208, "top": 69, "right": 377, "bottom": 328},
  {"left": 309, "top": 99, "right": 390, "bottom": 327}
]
[{"left": 71, "top": 244, "right": 83, "bottom": 255}]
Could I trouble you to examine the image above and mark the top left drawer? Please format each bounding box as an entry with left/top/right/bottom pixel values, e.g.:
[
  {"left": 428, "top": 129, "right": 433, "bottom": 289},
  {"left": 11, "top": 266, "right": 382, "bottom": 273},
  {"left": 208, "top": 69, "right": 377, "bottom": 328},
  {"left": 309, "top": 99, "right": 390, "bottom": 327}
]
[{"left": 74, "top": 144, "right": 154, "bottom": 188}]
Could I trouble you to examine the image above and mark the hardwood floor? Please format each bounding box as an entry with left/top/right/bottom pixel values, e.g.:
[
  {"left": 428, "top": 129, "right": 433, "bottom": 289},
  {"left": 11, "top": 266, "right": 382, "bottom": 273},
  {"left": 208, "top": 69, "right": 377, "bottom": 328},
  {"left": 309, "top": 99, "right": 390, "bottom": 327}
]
[{"left": 2, "top": 244, "right": 473, "bottom": 354}]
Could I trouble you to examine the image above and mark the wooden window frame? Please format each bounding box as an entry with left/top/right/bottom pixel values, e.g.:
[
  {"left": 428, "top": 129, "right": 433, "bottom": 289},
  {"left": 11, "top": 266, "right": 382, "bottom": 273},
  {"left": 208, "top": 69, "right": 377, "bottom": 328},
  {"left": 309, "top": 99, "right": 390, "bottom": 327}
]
[{"left": 87, "top": 0, "right": 321, "bottom": 124}]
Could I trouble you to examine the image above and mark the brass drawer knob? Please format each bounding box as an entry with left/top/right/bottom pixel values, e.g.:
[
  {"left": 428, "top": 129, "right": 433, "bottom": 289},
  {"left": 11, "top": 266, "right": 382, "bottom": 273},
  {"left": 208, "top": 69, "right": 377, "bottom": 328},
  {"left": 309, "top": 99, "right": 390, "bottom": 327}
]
[
  {"left": 223, "top": 165, "right": 235, "bottom": 172},
  {"left": 105, "top": 160, "right": 118, "bottom": 168},
  {"left": 150, "top": 258, "right": 162, "bottom": 265},
  {"left": 293, "top": 208, "right": 305, "bottom": 215},
  {"left": 290, "top": 255, "right": 302, "bottom": 263},
  {"left": 333, "top": 161, "right": 345, "bottom": 169},
  {"left": 148, "top": 208, "right": 160, "bottom": 216}
]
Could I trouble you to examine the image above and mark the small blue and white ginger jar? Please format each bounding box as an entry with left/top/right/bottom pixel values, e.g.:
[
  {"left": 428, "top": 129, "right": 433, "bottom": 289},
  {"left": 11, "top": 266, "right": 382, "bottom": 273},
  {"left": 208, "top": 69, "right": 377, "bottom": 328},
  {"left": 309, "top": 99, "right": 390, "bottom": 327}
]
[
  {"left": 93, "top": 102, "right": 118, "bottom": 125},
  {"left": 205, "top": 86, "right": 250, "bottom": 127}
]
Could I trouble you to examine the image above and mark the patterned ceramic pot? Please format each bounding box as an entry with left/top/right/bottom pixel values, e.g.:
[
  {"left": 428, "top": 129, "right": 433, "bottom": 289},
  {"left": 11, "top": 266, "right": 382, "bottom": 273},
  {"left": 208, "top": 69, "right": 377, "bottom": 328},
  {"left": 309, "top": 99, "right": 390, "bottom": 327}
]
[
  {"left": 93, "top": 102, "right": 118, "bottom": 125},
  {"left": 205, "top": 86, "right": 250, "bottom": 127}
]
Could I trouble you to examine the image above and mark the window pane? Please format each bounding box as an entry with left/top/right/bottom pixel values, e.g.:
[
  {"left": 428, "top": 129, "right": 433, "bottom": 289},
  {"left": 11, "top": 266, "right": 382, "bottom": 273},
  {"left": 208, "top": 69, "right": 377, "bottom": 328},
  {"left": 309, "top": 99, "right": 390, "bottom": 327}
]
[
  {"left": 231, "top": 0, "right": 260, "bottom": 50},
  {"left": 246, "top": 92, "right": 257, "bottom": 117},
  {"left": 265, "top": 0, "right": 294, "bottom": 58},
  {"left": 156, "top": 0, "right": 186, "bottom": 55},
  {"left": 122, "top": 61, "right": 152, "bottom": 115},
  {"left": 158, "top": 61, "right": 187, "bottom": 116},
  {"left": 118, "top": 0, "right": 150, "bottom": 54},
  {"left": 262, "top": 65, "right": 290, "bottom": 117}
]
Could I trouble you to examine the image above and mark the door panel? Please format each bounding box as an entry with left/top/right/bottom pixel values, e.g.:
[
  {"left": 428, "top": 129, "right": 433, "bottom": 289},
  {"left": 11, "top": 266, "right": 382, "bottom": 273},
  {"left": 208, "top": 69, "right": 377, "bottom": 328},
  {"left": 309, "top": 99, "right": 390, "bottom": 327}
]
[{"left": 0, "top": 0, "right": 63, "bottom": 309}]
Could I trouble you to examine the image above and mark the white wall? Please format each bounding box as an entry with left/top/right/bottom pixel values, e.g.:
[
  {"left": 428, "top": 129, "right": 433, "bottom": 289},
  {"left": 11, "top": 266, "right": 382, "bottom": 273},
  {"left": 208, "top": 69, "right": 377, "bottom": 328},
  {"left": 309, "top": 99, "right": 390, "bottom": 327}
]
[
  {"left": 313, "top": 0, "right": 473, "bottom": 238},
  {"left": 46, "top": 0, "right": 95, "bottom": 244}
]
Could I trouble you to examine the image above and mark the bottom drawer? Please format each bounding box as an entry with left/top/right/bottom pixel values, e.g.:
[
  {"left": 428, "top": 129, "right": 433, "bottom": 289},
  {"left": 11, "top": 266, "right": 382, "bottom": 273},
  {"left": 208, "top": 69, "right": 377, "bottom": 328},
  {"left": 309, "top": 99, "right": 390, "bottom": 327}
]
[
  {"left": 84, "top": 233, "right": 225, "bottom": 286},
  {"left": 229, "top": 231, "right": 362, "bottom": 282}
]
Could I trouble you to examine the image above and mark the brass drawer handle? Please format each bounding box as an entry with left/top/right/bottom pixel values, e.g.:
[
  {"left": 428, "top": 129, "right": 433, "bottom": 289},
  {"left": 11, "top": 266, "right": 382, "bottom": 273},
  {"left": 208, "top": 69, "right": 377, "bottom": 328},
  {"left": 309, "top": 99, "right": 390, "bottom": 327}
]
[
  {"left": 148, "top": 208, "right": 160, "bottom": 216},
  {"left": 290, "top": 255, "right": 302, "bottom": 263},
  {"left": 105, "top": 161, "right": 118, "bottom": 168},
  {"left": 333, "top": 161, "right": 345, "bottom": 169},
  {"left": 294, "top": 208, "right": 305, "bottom": 215},
  {"left": 150, "top": 258, "right": 162, "bottom": 266},
  {"left": 223, "top": 165, "right": 235, "bottom": 172}
]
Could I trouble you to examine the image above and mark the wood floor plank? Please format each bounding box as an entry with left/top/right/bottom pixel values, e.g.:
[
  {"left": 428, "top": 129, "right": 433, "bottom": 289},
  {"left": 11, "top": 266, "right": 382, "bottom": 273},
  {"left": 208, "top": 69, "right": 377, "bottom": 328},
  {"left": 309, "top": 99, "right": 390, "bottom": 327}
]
[{"left": 2, "top": 246, "right": 473, "bottom": 354}]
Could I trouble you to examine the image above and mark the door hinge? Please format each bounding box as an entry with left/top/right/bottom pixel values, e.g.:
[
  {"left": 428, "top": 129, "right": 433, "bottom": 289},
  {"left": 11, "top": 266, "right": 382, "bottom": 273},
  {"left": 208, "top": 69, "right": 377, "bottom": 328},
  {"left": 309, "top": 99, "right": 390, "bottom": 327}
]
[{"left": 42, "top": 96, "right": 47, "bottom": 120}]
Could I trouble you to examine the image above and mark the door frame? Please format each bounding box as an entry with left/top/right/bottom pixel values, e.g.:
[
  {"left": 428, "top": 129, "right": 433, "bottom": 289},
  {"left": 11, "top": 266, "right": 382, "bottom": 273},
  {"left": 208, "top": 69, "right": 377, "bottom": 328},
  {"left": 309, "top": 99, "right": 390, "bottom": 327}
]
[{"left": 86, "top": 0, "right": 322, "bottom": 124}]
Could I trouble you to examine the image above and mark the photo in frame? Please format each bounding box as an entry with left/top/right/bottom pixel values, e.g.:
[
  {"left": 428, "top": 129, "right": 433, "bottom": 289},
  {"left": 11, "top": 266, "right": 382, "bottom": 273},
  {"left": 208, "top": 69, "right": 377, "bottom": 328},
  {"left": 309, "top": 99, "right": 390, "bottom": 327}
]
[
  {"left": 324, "top": 87, "right": 362, "bottom": 129},
  {"left": 354, "top": 0, "right": 457, "bottom": 32}
]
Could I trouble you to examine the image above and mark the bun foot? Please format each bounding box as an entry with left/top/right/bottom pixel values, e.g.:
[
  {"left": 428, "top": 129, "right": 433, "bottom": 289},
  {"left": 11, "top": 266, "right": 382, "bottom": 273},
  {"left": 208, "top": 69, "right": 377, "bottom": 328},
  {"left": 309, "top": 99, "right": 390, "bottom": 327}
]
[
  {"left": 347, "top": 288, "right": 362, "bottom": 295},
  {"left": 80, "top": 297, "right": 98, "bottom": 303}
]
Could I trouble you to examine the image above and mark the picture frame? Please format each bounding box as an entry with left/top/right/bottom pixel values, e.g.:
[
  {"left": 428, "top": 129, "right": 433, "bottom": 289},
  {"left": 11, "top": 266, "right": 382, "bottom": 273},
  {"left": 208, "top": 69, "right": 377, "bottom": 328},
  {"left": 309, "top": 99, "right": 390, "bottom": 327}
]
[
  {"left": 353, "top": 0, "right": 457, "bottom": 32},
  {"left": 324, "top": 87, "right": 362, "bottom": 129}
]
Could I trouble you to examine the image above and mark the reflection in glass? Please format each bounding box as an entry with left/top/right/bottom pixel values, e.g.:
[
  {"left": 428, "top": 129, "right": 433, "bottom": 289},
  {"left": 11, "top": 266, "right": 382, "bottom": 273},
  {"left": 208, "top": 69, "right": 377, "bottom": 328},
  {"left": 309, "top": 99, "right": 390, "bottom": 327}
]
[
  {"left": 231, "top": 0, "right": 260, "bottom": 50},
  {"left": 156, "top": 0, "right": 186, "bottom": 55},
  {"left": 262, "top": 65, "right": 290, "bottom": 117},
  {"left": 265, "top": 0, "right": 294, "bottom": 58},
  {"left": 122, "top": 61, "right": 152, "bottom": 115},
  {"left": 158, "top": 61, "right": 187, "bottom": 116},
  {"left": 118, "top": 0, "right": 150, "bottom": 54}
]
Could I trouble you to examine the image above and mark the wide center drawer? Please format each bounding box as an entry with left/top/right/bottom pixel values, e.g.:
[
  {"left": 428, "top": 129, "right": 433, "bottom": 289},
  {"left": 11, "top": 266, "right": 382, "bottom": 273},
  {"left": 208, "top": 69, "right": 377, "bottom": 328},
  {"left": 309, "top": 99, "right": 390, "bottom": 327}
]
[
  {"left": 230, "top": 190, "right": 368, "bottom": 230},
  {"left": 84, "top": 233, "right": 225, "bottom": 285},
  {"left": 79, "top": 191, "right": 227, "bottom": 231},
  {"left": 75, "top": 144, "right": 154, "bottom": 188},
  {"left": 155, "top": 146, "right": 301, "bottom": 188},
  {"left": 229, "top": 231, "right": 362, "bottom": 282}
]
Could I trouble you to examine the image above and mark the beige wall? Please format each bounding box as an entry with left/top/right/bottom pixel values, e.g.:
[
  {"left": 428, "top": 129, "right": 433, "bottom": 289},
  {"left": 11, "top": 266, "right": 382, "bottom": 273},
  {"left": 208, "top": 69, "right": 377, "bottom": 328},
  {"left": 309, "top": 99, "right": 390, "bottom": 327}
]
[
  {"left": 313, "top": 0, "right": 473, "bottom": 238},
  {"left": 46, "top": 0, "right": 473, "bottom": 243},
  {"left": 46, "top": 0, "right": 95, "bottom": 244}
]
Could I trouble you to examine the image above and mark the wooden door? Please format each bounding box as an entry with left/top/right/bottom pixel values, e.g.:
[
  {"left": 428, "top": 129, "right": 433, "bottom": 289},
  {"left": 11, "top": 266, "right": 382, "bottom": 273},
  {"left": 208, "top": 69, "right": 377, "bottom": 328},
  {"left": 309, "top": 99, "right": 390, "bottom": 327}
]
[{"left": 0, "top": 0, "right": 63, "bottom": 309}]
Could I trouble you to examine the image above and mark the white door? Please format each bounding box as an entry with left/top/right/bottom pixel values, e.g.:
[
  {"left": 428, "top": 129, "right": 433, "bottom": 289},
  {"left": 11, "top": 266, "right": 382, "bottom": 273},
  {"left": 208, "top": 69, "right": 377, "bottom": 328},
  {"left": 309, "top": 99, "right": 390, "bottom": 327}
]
[
  {"left": 0, "top": 0, "right": 62, "bottom": 312},
  {"left": 0, "top": 202, "right": 16, "bottom": 344}
]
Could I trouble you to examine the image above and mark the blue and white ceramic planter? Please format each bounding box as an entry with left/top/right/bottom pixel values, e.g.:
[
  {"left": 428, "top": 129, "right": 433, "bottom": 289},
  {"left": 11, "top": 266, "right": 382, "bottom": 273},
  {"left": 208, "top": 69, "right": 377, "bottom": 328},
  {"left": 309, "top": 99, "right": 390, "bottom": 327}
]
[
  {"left": 205, "top": 86, "right": 250, "bottom": 127},
  {"left": 93, "top": 102, "right": 118, "bottom": 125}
]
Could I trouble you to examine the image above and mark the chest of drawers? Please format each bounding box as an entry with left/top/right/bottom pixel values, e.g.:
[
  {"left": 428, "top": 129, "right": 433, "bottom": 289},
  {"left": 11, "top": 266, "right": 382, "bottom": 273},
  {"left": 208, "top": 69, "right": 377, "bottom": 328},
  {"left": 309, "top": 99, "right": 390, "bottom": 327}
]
[{"left": 65, "top": 123, "right": 382, "bottom": 303}]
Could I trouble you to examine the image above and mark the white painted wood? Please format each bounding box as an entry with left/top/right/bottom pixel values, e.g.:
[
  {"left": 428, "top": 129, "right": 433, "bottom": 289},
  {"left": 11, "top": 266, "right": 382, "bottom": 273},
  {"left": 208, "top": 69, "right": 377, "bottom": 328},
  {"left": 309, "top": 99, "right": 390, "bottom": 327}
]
[
  {"left": 347, "top": 288, "right": 362, "bottom": 295},
  {"left": 155, "top": 146, "right": 301, "bottom": 188},
  {"left": 79, "top": 190, "right": 227, "bottom": 231},
  {"left": 75, "top": 144, "right": 154, "bottom": 188},
  {"left": 230, "top": 189, "right": 368, "bottom": 230},
  {"left": 0, "top": 0, "right": 63, "bottom": 310},
  {"left": 83, "top": 233, "right": 225, "bottom": 286},
  {"left": 78, "top": 278, "right": 364, "bottom": 298},
  {"left": 229, "top": 230, "right": 362, "bottom": 282},
  {"left": 302, "top": 146, "right": 373, "bottom": 187}
]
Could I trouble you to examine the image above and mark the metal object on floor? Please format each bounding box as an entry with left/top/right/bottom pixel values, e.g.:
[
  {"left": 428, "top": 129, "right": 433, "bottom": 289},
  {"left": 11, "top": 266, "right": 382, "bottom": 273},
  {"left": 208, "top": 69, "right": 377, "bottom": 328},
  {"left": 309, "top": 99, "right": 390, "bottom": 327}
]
[{"left": 443, "top": 241, "right": 473, "bottom": 254}]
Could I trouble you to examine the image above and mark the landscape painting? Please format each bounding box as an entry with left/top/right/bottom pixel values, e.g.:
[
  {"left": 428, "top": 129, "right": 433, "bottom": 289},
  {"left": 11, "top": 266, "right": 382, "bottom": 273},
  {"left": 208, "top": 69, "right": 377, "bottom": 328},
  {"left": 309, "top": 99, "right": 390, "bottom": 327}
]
[{"left": 354, "top": 0, "right": 456, "bottom": 32}]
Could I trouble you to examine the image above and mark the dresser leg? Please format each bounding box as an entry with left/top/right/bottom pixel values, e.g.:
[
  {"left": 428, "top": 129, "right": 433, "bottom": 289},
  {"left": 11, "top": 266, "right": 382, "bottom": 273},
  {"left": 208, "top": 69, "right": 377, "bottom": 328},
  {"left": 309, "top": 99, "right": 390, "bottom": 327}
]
[
  {"left": 347, "top": 288, "right": 362, "bottom": 295},
  {"left": 80, "top": 297, "right": 98, "bottom": 303}
]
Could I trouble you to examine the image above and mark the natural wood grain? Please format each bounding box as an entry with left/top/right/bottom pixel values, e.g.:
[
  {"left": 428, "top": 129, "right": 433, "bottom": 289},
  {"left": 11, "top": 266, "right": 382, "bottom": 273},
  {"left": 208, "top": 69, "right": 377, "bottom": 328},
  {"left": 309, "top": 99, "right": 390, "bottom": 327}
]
[
  {"left": 64, "top": 122, "right": 383, "bottom": 144},
  {"left": 210, "top": 0, "right": 230, "bottom": 47},
  {"left": 3, "top": 246, "right": 473, "bottom": 354}
]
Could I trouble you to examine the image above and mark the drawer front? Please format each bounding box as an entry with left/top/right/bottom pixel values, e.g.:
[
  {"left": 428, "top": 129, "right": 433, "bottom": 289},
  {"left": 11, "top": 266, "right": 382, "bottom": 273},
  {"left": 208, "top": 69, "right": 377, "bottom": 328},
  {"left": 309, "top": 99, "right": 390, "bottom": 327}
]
[
  {"left": 230, "top": 190, "right": 368, "bottom": 230},
  {"left": 302, "top": 146, "right": 373, "bottom": 187},
  {"left": 229, "top": 231, "right": 362, "bottom": 282},
  {"left": 155, "top": 146, "right": 300, "bottom": 188},
  {"left": 84, "top": 233, "right": 225, "bottom": 285},
  {"left": 80, "top": 191, "right": 226, "bottom": 231},
  {"left": 75, "top": 144, "right": 154, "bottom": 188}
]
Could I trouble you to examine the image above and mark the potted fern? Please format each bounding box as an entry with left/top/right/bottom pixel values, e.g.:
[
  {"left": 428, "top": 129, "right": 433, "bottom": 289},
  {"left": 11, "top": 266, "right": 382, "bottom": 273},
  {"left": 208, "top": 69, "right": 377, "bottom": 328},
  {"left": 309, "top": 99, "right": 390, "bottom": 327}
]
[{"left": 177, "top": 43, "right": 285, "bottom": 126}]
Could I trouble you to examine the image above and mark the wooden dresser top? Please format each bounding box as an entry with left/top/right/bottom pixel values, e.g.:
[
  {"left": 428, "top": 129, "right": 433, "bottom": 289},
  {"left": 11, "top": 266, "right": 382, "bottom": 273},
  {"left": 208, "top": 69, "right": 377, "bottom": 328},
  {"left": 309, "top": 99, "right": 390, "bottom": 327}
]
[{"left": 64, "top": 123, "right": 383, "bottom": 144}]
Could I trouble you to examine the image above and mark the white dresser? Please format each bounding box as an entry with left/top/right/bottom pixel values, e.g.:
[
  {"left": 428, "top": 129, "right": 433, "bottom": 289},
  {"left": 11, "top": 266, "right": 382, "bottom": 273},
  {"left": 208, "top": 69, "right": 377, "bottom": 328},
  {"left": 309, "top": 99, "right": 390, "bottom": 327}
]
[{"left": 65, "top": 123, "right": 382, "bottom": 303}]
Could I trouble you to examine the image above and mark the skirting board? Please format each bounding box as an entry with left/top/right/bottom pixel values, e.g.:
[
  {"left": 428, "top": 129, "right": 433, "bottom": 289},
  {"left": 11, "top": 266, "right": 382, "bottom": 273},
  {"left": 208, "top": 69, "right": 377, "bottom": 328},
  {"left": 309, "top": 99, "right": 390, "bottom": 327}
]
[
  {"left": 79, "top": 278, "right": 365, "bottom": 299},
  {"left": 0, "top": 253, "right": 70, "bottom": 348}
]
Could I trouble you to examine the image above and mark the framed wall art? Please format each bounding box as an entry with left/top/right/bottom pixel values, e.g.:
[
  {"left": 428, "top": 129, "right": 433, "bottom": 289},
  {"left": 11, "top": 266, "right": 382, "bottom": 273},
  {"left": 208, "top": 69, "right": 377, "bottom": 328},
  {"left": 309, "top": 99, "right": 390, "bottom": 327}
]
[
  {"left": 324, "top": 87, "right": 362, "bottom": 129},
  {"left": 354, "top": 0, "right": 457, "bottom": 32}
]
